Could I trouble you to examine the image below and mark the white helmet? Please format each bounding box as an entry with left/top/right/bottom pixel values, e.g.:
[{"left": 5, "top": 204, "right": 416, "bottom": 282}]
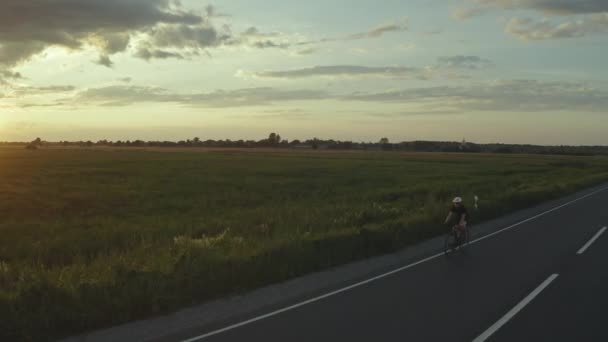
[{"left": 453, "top": 197, "right": 463, "bottom": 204}]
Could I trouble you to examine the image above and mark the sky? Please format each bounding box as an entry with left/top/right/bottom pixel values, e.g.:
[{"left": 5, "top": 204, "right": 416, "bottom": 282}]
[{"left": 1, "top": 0, "right": 608, "bottom": 145}]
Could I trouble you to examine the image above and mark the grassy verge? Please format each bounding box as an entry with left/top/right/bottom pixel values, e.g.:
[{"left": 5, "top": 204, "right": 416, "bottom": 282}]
[{"left": 1, "top": 147, "right": 607, "bottom": 340}]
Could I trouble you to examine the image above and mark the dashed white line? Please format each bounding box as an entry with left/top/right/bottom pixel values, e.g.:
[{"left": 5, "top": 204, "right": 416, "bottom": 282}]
[
  {"left": 472, "top": 274, "right": 560, "bottom": 342},
  {"left": 577, "top": 226, "right": 607, "bottom": 255},
  {"left": 181, "top": 185, "right": 608, "bottom": 342}
]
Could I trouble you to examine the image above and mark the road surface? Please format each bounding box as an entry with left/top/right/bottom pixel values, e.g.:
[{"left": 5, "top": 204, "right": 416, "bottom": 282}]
[{"left": 162, "top": 185, "right": 608, "bottom": 342}]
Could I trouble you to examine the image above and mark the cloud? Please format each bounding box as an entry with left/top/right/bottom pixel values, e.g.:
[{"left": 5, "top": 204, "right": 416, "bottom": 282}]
[
  {"left": 0, "top": 84, "right": 76, "bottom": 100},
  {"left": 241, "top": 27, "right": 281, "bottom": 38},
  {"left": 471, "top": 0, "right": 608, "bottom": 16},
  {"left": 244, "top": 57, "right": 489, "bottom": 80},
  {"left": 454, "top": 1, "right": 608, "bottom": 39},
  {"left": 456, "top": 0, "right": 608, "bottom": 17},
  {"left": 134, "top": 48, "right": 186, "bottom": 60},
  {"left": 13, "top": 79, "right": 608, "bottom": 113},
  {"left": 0, "top": 0, "right": 203, "bottom": 67},
  {"left": 250, "top": 40, "right": 290, "bottom": 49},
  {"left": 437, "top": 56, "right": 494, "bottom": 69},
  {"left": 317, "top": 20, "right": 409, "bottom": 44},
  {"left": 0, "top": 69, "right": 23, "bottom": 85},
  {"left": 345, "top": 79, "right": 608, "bottom": 112},
  {"left": 248, "top": 65, "right": 435, "bottom": 80},
  {"left": 11, "top": 85, "right": 76, "bottom": 97},
  {"left": 96, "top": 55, "right": 114, "bottom": 68},
  {"left": 68, "top": 85, "right": 330, "bottom": 107},
  {"left": 351, "top": 22, "right": 409, "bottom": 39},
  {"left": 142, "top": 23, "right": 231, "bottom": 50},
  {"left": 505, "top": 14, "right": 608, "bottom": 40},
  {"left": 0, "top": 1, "right": 296, "bottom": 69}
]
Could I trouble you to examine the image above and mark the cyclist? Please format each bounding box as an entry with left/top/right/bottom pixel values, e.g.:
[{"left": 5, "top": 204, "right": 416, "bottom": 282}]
[{"left": 445, "top": 197, "right": 468, "bottom": 243}]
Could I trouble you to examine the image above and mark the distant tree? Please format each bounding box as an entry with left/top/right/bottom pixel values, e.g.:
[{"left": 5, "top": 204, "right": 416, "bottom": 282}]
[
  {"left": 379, "top": 137, "right": 392, "bottom": 151},
  {"left": 32, "top": 137, "right": 42, "bottom": 146},
  {"left": 268, "top": 132, "right": 281, "bottom": 146}
]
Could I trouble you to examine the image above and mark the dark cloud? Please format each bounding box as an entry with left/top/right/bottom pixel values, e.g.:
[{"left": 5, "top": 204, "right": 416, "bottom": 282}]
[
  {"left": 134, "top": 48, "right": 185, "bottom": 60},
  {"left": 136, "top": 23, "right": 295, "bottom": 60},
  {"left": 0, "top": 1, "right": 296, "bottom": 68},
  {"left": 0, "top": 69, "right": 23, "bottom": 84},
  {"left": 96, "top": 55, "right": 114, "bottom": 68},
  {"left": 0, "top": 0, "right": 202, "bottom": 67},
  {"left": 145, "top": 23, "right": 231, "bottom": 49}
]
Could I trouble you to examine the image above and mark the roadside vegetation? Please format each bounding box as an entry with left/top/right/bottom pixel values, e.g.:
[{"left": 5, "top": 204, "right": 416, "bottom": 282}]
[{"left": 1, "top": 146, "right": 607, "bottom": 340}]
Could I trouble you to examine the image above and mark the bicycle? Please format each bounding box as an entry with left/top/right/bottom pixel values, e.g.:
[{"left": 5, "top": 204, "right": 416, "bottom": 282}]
[{"left": 443, "top": 224, "right": 470, "bottom": 255}]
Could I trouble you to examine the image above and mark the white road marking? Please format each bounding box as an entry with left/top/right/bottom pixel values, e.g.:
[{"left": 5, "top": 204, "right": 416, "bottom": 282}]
[
  {"left": 182, "top": 185, "right": 608, "bottom": 342},
  {"left": 472, "top": 274, "right": 559, "bottom": 342},
  {"left": 577, "top": 226, "right": 607, "bottom": 255},
  {"left": 181, "top": 253, "right": 441, "bottom": 342}
]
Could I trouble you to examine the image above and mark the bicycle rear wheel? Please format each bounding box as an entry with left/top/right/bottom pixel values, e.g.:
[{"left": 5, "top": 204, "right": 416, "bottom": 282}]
[
  {"left": 457, "top": 227, "right": 471, "bottom": 253},
  {"left": 443, "top": 230, "right": 457, "bottom": 255}
]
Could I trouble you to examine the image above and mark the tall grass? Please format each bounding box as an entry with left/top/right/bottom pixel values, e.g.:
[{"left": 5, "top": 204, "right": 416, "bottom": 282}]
[{"left": 1, "top": 147, "right": 607, "bottom": 340}]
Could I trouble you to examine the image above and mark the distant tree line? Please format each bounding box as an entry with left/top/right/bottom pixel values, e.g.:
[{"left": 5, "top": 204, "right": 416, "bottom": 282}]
[{"left": 5, "top": 134, "right": 608, "bottom": 156}]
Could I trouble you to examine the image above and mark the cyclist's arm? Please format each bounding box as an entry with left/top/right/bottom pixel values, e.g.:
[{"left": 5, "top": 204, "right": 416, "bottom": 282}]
[{"left": 444, "top": 212, "right": 454, "bottom": 224}]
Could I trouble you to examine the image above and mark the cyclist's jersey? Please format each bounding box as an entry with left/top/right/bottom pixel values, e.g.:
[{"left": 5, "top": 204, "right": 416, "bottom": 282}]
[{"left": 450, "top": 205, "right": 468, "bottom": 224}]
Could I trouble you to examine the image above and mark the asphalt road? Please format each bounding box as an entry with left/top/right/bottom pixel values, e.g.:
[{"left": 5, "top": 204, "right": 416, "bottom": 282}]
[{"left": 169, "top": 185, "right": 608, "bottom": 342}]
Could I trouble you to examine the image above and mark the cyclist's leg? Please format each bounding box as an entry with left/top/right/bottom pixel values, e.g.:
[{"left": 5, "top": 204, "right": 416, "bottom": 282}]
[
  {"left": 452, "top": 225, "right": 461, "bottom": 246},
  {"left": 454, "top": 224, "right": 466, "bottom": 245}
]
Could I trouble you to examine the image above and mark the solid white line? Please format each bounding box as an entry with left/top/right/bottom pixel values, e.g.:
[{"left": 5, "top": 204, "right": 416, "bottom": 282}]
[
  {"left": 470, "top": 186, "right": 608, "bottom": 245},
  {"left": 182, "top": 185, "right": 608, "bottom": 342},
  {"left": 472, "top": 274, "right": 559, "bottom": 342},
  {"left": 577, "top": 226, "right": 607, "bottom": 255},
  {"left": 181, "top": 253, "right": 442, "bottom": 342}
]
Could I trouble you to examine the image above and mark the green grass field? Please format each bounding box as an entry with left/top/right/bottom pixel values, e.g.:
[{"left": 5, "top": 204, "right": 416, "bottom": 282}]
[{"left": 1, "top": 146, "right": 608, "bottom": 340}]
